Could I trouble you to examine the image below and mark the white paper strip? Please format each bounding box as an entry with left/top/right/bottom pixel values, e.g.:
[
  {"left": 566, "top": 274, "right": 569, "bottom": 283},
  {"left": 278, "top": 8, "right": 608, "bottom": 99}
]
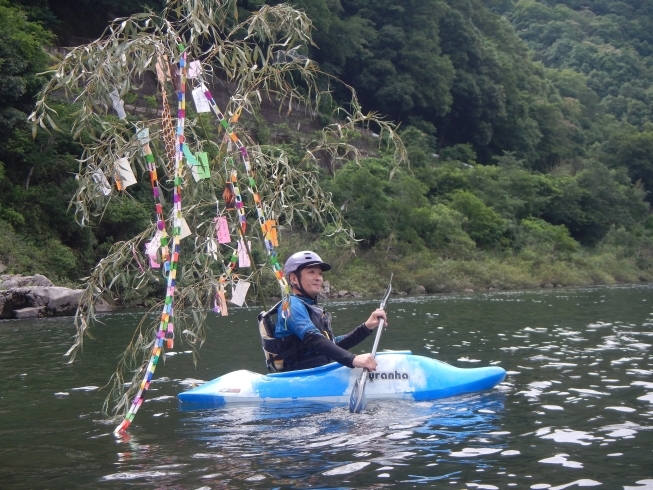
[
  {"left": 109, "top": 90, "right": 126, "bottom": 119},
  {"left": 237, "top": 239, "right": 251, "bottom": 268},
  {"left": 115, "top": 157, "right": 137, "bottom": 188},
  {"left": 206, "top": 239, "right": 217, "bottom": 259},
  {"left": 188, "top": 60, "right": 202, "bottom": 79},
  {"left": 136, "top": 127, "right": 150, "bottom": 145},
  {"left": 91, "top": 169, "right": 111, "bottom": 196},
  {"left": 230, "top": 280, "right": 251, "bottom": 306},
  {"left": 192, "top": 86, "right": 211, "bottom": 113},
  {"left": 179, "top": 218, "right": 192, "bottom": 240}
]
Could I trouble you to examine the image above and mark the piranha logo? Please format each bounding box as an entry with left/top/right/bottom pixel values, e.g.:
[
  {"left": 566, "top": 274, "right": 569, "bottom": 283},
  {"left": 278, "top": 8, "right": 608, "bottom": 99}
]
[{"left": 367, "top": 371, "right": 409, "bottom": 382}]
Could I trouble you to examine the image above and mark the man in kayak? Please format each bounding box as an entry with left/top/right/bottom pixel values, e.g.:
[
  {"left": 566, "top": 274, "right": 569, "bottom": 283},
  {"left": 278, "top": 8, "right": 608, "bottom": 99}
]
[{"left": 259, "top": 250, "right": 387, "bottom": 372}]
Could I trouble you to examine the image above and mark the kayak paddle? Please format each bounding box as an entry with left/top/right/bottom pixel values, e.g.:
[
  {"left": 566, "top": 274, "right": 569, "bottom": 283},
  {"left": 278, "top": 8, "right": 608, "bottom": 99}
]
[{"left": 348, "top": 274, "right": 393, "bottom": 413}]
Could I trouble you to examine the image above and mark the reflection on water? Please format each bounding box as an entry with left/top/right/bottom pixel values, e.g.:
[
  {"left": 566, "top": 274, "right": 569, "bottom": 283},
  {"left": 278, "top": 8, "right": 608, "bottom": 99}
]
[{"left": 0, "top": 285, "right": 652, "bottom": 489}]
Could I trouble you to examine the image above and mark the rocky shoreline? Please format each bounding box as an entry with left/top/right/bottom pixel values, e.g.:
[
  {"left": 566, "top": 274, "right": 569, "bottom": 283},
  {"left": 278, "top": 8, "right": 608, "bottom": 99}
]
[{"left": 0, "top": 275, "right": 112, "bottom": 320}]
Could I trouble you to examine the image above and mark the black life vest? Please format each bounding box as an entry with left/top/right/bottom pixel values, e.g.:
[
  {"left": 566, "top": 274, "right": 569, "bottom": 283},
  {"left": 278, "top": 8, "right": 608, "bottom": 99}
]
[{"left": 258, "top": 298, "right": 334, "bottom": 372}]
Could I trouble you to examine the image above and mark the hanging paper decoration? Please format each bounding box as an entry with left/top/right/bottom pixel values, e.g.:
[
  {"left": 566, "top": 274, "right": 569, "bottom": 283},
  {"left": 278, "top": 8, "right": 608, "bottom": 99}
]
[
  {"left": 230, "top": 280, "right": 251, "bottom": 306},
  {"left": 90, "top": 167, "right": 112, "bottom": 196},
  {"left": 190, "top": 151, "right": 210, "bottom": 181},
  {"left": 179, "top": 217, "right": 192, "bottom": 240},
  {"left": 215, "top": 216, "right": 230, "bottom": 244},
  {"left": 237, "top": 239, "right": 251, "bottom": 268},
  {"left": 109, "top": 90, "right": 127, "bottom": 119},
  {"left": 145, "top": 238, "right": 160, "bottom": 269},
  {"left": 188, "top": 60, "right": 202, "bottom": 79},
  {"left": 216, "top": 282, "right": 228, "bottom": 316},
  {"left": 136, "top": 128, "right": 150, "bottom": 145},
  {"left": 191, "top": 86, "right": 211, "bottom": 113},
  {"left": 206, "top": 238, "right": 218, "bottom": 260},
  {"left": 115, "top": 157, "right": 137, "bottom": 189},
  {"left": 115, "top": 45, "right": 188, "bottom": 434}
]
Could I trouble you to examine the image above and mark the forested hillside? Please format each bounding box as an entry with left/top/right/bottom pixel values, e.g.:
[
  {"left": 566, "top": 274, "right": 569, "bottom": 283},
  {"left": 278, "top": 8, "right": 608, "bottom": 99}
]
[{"left": 1, "top": 0, "right": 652, "bottom": 296}]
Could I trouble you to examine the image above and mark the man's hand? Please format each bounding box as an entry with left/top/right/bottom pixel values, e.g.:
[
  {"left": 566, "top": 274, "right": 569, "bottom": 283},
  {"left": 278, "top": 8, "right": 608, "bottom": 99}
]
[
  {"left": 364, "top": 308, "right": 388, "bottom": 330},
  {"left": 352, "top": 353, "right": 378, "bottom": 371}
]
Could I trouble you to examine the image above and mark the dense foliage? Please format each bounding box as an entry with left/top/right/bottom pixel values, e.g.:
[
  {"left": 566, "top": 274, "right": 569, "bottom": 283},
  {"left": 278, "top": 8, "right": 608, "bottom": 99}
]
[{"left": 1, "top": 0, "right": 652, "bottom": 292}]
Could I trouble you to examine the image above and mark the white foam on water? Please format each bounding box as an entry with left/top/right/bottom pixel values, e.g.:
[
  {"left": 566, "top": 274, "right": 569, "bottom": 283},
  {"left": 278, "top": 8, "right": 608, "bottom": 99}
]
[
  {"left": 487, "top": 431, "right": 510, "bottom": 435},
  {"left": 539, "top": 429, "right": 601, "bottom": 445},
  {"left": 200, "top": 474, "right": 222, "bottom": 479},
  {"left": 322, "top": 461, "right": 370, "bottom": 475},
  {"left": 568, "top": 388, "right": 609, "bottom": 396},
  {"left": 450, "top": 447, "right": 503, "bottom": 457},
  {"left": 152, "top": 413, "right": 164, "bottom": 417},
  {"left": 245, "top": 474, "right": 266, "bottom": 481},
  {"left": 378, "top": 473, "right": 390, "bottom": 478},
  {"left": 637, "top": 393, "right": 653, "bottom": 403},
  {"left": 501, "top": 450, "right": 521, "bottom": 456},
  {"left": 178, "top": 378, "right": 206, "bottom": 386},
  {"left": 466, "top": 484, "right": 499, "bottom": 489},
  {"left": 632, "top": 381, "right": 653, "bottom": 389},
  {"left": 624, "top": 480, "right": 653, "bottom": 490},
  {"left": 607, "top": 453, "right": 623, "bottom": 456},
  {"left": 458, "top": 357, "right": 482, "bottom": 362},
  {"left": 386, "top": 430, "right": 413, "bottom": 440},
  {"left": 538, "top": 453, "right": 583, "bottom": 468},
  {"left": 549, "top": 480, "right": 602, "bottom": 489},
  {"left": 54, "top": 392, "right": 69, "bottom": 396},
  {"left": 605, "top": 428, "right": 637, "bottom": 438},
  {"left": 334, "top": 431, "right": 385, "bottom": 447},
  {"left": 542, "top": 405, "right": 564, "bottom": 411},
  {"left": 377, "top": 466, "right": 394, "bottom": 471},
  {"left": 192, "top": 453, "right": 225, "bottom": 459},
  {"left": 627, "top": 369, "right": 653, "bottom": 375},
  {"left": 101, "top": 471, "right": 177, "bottom": 480},
  {"left": 530, "top": 485, "right": 551, "bottom": 489},
  {"left": 70, "top": 386, "right": 99, "bottom": 391},
  {"left": 612, "top": 357, "right": 634, "bottom": 364},
  {"left": 145, "top": 395, "right": 175, "bottom": 403},
  {"left": 478, "top": 409, "right": 496, "bottom": 413},
  {"left": 605, "top": 406, "right": 636, "bottom": 412}
]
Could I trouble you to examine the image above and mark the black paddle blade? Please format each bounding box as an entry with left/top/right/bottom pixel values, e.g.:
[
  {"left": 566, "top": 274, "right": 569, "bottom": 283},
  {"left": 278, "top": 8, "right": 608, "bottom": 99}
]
[{"left": 349, "top": 371, "right": 368, "bottom": 413}]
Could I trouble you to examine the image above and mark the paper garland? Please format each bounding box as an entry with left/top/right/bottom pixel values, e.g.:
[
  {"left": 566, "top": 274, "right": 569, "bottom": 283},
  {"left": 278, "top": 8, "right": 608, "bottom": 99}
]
[
  {"left": 115, "top": 45, "right": 188, "bottom": 434},
  {"left": 199, "top": 82, "right": 291, "bottom": 317}
]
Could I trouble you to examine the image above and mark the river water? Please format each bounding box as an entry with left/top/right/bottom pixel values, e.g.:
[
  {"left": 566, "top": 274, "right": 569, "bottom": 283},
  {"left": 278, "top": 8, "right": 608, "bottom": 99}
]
[{"left": 1, "top": 285, "right": 652, "bottom": 489}]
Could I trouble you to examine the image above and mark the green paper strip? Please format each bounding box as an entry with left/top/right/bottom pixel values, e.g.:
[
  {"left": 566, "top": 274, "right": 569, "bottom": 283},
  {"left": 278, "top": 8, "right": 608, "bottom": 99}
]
[
  {"left": 196, "top": 152, "right": 210, "bottom": 179},
  {"left": 183, "top": 145, "right": 199, "bottom": 166}
]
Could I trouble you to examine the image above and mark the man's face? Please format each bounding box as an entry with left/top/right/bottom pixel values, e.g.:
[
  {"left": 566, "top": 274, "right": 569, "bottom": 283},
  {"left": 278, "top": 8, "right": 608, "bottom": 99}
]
[{"left": 292, "top": 265, "right": 324, "bottom": 297}]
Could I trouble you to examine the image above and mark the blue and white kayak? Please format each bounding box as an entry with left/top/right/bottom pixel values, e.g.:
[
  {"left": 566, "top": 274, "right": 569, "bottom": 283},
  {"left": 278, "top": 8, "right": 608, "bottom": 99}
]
[{"left": 178, "top": 351, "right": 506, "bottom": 406}]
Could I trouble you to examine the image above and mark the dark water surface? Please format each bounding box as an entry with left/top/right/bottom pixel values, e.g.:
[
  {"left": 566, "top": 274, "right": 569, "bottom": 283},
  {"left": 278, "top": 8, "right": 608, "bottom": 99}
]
[{"left": 1, "top": 286, "right": 652, "bottom": 489}]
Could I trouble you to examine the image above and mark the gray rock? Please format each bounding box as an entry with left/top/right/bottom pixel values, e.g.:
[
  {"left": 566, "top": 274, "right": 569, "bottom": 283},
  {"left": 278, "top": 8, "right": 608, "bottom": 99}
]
[
  {"left": 351, "top": 291, "right": 363, "bottom": 298},
  {"left": 541, "top": 282, "right": 554, "bottom": 288},
  {"left": 0, "top": 262, "right": 6, "bottom": 273},
  {"left": 337, "top": 290, "right": 349, "bottom": 297},
  {"left": 464, "top": 288, "right": 474, "bottom": 292},
  {"left": 414, "top": 285, "right": 426, "bottom": 294},
  {"left": 0, "top": 286, "right": 83, "bottom": 319},
  {"left": 0, "top": 274, "right": 54, "bottom": 290},
  {"left": 321, "top": 280, "right": 331, "bottom": 294},
  {"left": 95, "top": 298, "right": 114, "bottom": 312},
  {"left": 13, "top": 307, "right": 45, "bottom": 319}
]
